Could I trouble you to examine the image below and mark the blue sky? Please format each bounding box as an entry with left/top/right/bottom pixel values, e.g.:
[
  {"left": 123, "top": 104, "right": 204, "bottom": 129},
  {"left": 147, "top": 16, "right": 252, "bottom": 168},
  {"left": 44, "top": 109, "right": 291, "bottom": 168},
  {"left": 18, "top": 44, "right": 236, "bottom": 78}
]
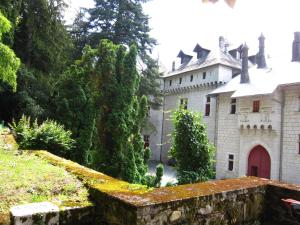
[{"left": 65, "top": 0, "right": 300, "bottom": 70}]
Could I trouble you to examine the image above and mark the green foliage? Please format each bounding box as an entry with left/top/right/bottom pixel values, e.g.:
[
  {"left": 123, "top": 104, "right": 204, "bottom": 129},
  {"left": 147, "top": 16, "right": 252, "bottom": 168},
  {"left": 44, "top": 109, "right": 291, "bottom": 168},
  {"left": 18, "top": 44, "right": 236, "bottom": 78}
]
[
  {"left": 10, "top": 115, "right": 75, "bottom": 157},
  {"left": 53, "top": 63, "right": 96, "bottom": 165},
  {"left": 0, "top": 12, "right": 20, "bottom": 91},
  {"left": 0, "top": 0, "right": 72, "bottom": 124},
  {"left": 170, "top": 109, "right": 215, "bottom": 184},
  {"left": 0, "top": 147, "right": 89, "bottom": 216},
  {"left": 71, "top": 0, "right": 161, "bottom": 105},
  {"left": 12, "top": 0, "right": 72, "bottom": 73},
  {"left": 85, "top": 40, "right": 150, "bottom": 184}
]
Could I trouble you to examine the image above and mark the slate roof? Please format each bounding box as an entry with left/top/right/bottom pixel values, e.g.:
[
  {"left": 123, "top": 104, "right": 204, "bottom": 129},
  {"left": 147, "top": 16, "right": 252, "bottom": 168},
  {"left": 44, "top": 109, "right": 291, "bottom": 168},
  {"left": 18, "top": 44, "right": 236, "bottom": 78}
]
[
  {"left": 164, "top": 47, "right": 242, "bottom": 78},
  {"left": 209, "top": 60, "right": 300, "bottom": 98}
]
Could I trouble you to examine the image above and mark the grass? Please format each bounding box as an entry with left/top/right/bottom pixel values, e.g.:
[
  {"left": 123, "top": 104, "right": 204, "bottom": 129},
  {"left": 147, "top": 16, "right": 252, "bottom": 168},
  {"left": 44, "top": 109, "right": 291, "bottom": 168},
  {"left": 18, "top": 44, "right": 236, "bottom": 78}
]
[{"left": 0, "top": 146, "right": 90, "bottom": 221}]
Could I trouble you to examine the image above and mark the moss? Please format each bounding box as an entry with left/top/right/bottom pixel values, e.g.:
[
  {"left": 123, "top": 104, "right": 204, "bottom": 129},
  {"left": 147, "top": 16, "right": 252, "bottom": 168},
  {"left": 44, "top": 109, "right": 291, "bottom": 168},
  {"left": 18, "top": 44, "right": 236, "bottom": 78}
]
[
  {"left": 32, "top": 150, "right": 273, "bottom": 208},
  {"left": 0, "top": 213, "right": 10, "bottom": 225}
]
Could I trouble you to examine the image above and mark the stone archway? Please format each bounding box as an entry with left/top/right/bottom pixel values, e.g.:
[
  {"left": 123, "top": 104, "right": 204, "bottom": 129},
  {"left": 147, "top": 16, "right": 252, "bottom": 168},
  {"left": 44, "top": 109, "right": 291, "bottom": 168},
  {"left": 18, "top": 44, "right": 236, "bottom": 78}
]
[{"left": 247, "top": 145, "right": 271, "bottom": 179}]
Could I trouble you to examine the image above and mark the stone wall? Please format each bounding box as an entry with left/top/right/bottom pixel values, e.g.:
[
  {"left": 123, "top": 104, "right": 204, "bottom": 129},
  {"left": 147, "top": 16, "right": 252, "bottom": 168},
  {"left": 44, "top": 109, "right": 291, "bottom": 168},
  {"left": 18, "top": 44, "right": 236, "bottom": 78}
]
[
  {"left": 282, "top": 84, "right": 300, "bottom": 184},
  {"left": 264, "top": 182, "right": 300, "bottom": 225},
  {"left": 215, "top": 92, "right": 240, "bottom": 179},
  {"left": 7, "top": 150, "right": 300, "bottom": 225}
]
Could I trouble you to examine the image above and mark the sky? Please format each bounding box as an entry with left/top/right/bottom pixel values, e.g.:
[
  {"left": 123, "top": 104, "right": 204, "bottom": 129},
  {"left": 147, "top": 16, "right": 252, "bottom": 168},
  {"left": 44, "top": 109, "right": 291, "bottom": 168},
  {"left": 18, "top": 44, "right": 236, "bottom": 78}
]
[{"left": 65, "top": 0, "right": 300, "bottom": 71}]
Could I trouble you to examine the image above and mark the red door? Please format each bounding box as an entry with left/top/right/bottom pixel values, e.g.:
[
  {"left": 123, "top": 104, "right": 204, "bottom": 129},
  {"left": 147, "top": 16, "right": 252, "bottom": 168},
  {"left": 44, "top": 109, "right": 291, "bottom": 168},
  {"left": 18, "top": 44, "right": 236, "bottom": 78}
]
[{"left": 247, "top": 145, "right": 271, "bottom": 179}]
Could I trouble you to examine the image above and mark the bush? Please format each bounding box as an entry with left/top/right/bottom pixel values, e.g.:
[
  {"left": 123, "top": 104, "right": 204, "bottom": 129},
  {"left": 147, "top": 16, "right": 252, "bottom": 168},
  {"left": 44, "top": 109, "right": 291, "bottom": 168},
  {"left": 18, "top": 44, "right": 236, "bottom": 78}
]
[
  {"left": 142, "top": 164, "right": 164, "bottom": 188},
  {"left": 10, "top": 115, "right": 74, "bottom": 157},
  {"left": 170, "top": 109, "right": 215, "bottom": 184}
]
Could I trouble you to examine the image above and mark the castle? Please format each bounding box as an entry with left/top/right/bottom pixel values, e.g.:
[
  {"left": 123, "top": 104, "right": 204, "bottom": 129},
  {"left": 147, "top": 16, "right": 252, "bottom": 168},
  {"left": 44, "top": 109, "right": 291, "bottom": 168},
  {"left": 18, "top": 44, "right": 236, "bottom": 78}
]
[{"left": 145, "top": 32, "right": 300, "bottom": 184}]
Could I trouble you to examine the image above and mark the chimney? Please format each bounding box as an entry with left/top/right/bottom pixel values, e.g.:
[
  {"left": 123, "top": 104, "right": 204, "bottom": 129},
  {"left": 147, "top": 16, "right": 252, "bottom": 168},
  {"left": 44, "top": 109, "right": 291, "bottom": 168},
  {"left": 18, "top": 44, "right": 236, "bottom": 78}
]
[
  {"left": 240, "top": 43, "right": 250, "bottom": 83},
  {"left": 292, "top": 32, "right": 300, "bottom": 62},
  {"left": 257, "top": 33, "right": 267, "bottom": 68},
  {"left": 172, "top": 61, "right": 175, "bottom": 71}
]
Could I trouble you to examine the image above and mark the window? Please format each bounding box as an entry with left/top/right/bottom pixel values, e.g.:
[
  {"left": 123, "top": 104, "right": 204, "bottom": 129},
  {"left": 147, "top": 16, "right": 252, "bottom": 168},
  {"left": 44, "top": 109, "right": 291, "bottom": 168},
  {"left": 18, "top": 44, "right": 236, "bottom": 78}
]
[
  {"left": 143, "top": 135, "right": 150, "bottom": 149},
  {"left": 253, "top": 100, "right": 260, "bottom": 113},
  {"left": 190, "top": 75, "right": 194, "bottom": 82},
  {"left": 205, "top": 96, "right": 211, "bottom": 116},
  {"left": 169, "top": 79, "right": 172, "bottom": 86},
  {"left": 230, "top": 99, "right": 237, "bottom": 114},
  {"left": 203, "top": 72, "right": 206, "bottom": 79},
  {"left": 180, "top": 98, "right": 188, "bottom": 110},
  {"left": 298, "top": 134, "right": 300, "bottom": 154},
  {"left": 228, "top": 154, "right": 234, "bottom": 171},
  {"left": 179, "top": 77, "right": 182, "bottom": 84}
]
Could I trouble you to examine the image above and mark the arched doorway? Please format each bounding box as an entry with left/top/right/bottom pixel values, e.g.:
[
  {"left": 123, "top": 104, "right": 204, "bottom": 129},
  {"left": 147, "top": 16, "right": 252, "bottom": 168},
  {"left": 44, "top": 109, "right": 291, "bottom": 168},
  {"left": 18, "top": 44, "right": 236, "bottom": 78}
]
[{"left": 247, "top": 145, "right": 271, "bottom": 179}]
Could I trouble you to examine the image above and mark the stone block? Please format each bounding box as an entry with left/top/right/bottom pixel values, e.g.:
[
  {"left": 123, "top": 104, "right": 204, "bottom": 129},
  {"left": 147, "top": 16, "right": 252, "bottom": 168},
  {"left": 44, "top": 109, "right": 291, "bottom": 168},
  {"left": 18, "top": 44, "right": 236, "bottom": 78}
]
[{"left": 10, "top": 202, "right": 59, "bottom": 225}]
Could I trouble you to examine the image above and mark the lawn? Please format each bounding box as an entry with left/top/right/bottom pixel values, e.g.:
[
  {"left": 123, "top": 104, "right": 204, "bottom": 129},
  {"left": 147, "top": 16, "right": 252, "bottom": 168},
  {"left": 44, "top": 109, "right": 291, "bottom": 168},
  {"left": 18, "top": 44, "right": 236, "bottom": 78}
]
[{"left": 0, "top": 143, "right": 90, "bottom": 223}]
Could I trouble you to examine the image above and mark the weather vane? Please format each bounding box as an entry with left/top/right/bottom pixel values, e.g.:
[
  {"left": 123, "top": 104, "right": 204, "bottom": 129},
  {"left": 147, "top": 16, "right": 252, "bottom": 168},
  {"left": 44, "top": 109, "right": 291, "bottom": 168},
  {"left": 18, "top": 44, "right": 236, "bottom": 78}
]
[{"left": 202, "top": 0, "right": 236, "bottom": 8}]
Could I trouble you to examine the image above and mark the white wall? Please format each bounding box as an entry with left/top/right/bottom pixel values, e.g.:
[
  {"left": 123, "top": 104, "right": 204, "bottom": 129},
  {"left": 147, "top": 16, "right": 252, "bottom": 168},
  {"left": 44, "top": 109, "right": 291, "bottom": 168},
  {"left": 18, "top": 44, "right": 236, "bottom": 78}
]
[
  {"left": 160, "top": 86, "right": 217, "bottom": 162},
  {"left": 215, "top": 93, "right": 240, "bottom": 179},
  {"left": 164, "top": 66, "right": 219, "bottom": 91},
  {"left": 218, "top": 65, "right": 234, "bottom": 83},
  {"left": 282, "top": 85, "right": 300, "bottom": 184},
  {"left": 216, "top": 91, "right": 282, "bottom": 180}
]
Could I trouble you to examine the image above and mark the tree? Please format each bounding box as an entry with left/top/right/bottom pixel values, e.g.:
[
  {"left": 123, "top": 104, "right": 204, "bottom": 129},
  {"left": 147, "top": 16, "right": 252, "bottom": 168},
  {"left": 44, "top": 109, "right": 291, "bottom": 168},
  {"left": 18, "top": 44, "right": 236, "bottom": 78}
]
[
  {"left": 170, "top": 109, "right": 215, "bottom": 184},
  {"left": 13, "top": 0, "right": 72, "bottom": 73},
  {"left": 71, "top": 0, "right": 161, "bottom": 106},
  {"left": 53, "top": 58, "right": 97, "bottom": 165},
  {"left": 0, "top": 0, "right": 73, "bottom": 122},
  {"left": 0, "top": 12, "right": 20, "bottom": 92},
  {"left": 91, "top": 40, "right": 150, "bottom": 183}
]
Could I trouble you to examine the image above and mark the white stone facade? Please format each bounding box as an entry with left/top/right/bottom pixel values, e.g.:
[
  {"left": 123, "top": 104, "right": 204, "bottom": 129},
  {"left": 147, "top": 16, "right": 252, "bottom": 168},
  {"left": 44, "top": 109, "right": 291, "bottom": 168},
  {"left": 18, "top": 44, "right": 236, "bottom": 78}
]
[
  {"left": 282, "top": 84, "right": 300, "bottom": 184},
  {"left": 215, "top": 92, "right": 282, "bottom": 181},
  {"left": 213, "top": 66, "right": 300, "bottom": 184},
  {"left": 145, "top": 34, "right": 300, "bottom": 185}
]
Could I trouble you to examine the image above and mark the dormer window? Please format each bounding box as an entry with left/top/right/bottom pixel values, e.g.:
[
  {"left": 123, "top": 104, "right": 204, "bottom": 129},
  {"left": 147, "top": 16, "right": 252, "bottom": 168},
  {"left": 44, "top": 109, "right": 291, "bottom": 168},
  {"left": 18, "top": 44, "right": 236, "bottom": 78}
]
[
  {"left": 253, "top": 100, "right": 260, "bottom": 113},
  {"left": 190, "top": 75, "right": 194, "bottom": 82},
  {"left": 203, "top": 72, "right": 206, "bottom": 79},
  {"left": 169, "top": 80, "right": 172, "bottom": 86},
  {"left": 179, "top": 77, "right": 182, "bottom": 84}
]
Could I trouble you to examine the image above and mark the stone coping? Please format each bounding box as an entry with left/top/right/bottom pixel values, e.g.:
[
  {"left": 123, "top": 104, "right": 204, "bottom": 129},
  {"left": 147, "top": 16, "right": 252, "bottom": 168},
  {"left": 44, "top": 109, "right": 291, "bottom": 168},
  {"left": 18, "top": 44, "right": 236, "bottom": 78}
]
[{"left": 31, "top": 150, "right": 299, "bottom": 208}]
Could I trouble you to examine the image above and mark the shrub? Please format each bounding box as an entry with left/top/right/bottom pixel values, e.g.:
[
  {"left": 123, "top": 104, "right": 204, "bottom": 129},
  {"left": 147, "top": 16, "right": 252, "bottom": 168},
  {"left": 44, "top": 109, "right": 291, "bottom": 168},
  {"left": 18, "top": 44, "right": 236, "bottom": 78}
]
[
  {"left": 170, "top": 109, "right": 215, "bottom": 184},
  {"left": 10, "top": 115, "right": 74, "bottom": 157},
  {"left": 142, "top": 164, "right": 164, "bottom": 188}
]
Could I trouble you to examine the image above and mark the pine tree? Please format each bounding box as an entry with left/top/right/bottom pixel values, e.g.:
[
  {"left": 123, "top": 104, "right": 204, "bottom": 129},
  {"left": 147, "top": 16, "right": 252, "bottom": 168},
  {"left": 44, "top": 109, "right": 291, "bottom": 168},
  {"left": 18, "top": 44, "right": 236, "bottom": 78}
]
[
  {"left": 170, "top": 109, "right": 215, "bottom": 184},
  {"left": 71, "top": 0, "right": 161, "bottom": 106},
  {"left": 91, "top": 40, "right": 150, "bottom": 183},
  {"left": 0, "top": 0, "right": 73, "bottom": 122},
  {"left": 53, "top": 64, "right": 96, "bottom": 165}
]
